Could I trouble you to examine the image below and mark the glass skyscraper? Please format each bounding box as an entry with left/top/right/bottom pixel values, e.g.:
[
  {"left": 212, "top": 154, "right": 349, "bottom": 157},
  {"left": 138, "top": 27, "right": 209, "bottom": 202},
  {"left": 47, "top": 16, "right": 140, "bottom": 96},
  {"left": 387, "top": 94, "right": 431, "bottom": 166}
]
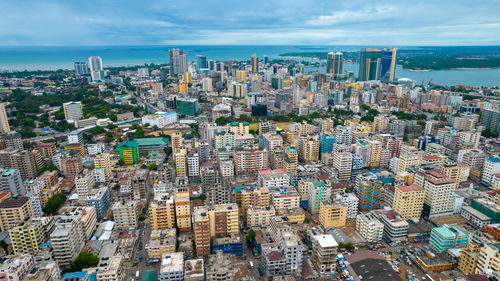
[
  {"left": 326, "top": 52, "right": 343, "bottom": 77},
  {"left": 380, "top": 48, "right": 398, "bottom": 82},
  {"left": 196, "top": 55, "right": 208, "bottom": 72},
  {"left": 358, "top": 48, "right": 383, "bottom": 81}
]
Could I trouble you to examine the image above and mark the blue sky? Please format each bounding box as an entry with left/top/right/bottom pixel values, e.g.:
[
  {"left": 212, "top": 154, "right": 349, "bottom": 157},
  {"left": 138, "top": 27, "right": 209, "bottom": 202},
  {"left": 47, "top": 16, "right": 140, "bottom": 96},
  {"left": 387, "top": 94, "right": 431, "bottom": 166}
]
[{"left": 2, "top": 0, "right": 499, "bottom": 46}]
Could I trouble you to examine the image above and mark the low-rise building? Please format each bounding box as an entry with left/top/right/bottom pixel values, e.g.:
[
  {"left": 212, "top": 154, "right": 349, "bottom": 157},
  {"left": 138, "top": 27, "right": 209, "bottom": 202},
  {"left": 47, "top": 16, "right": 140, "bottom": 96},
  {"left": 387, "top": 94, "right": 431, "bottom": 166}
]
[
  {"left": 159, "top": 252, "right": 184, "bottom": 281},
  {"left": 356, "top": 213, "right": 384, "bottom": 242}
]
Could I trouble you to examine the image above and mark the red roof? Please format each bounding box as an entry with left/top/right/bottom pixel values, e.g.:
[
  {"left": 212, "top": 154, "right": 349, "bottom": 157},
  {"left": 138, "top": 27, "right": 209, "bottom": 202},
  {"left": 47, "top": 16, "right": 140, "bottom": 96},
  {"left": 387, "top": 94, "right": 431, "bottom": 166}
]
[
  {"left": 0, "top": 192, "right": 9, "bottom": 200},
  {"left": 398, "top": 184, "right": 424, "bottom": 192},
  {"left": 266, "top": 251, "right": 285, "bottom": 262}
]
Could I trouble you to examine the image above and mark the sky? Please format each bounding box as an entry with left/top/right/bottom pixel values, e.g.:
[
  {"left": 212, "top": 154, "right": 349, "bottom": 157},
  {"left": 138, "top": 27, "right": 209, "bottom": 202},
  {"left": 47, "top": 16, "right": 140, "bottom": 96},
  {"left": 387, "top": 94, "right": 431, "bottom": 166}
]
[{"left": 1, "top": 0, "right": 499, "bottom": 46}]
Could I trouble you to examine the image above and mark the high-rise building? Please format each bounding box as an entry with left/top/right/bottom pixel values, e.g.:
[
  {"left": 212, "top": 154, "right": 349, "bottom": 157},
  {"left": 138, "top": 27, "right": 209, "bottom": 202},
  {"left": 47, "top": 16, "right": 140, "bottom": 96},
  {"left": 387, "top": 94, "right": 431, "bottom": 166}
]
[
  {"left": 0, "top": 196, "right": 33, "bottom": 231},
  {"left": 0, "top": 168, "right": 25, "bottom": 197},
  {"left": 174, "top": 190, "right": 191, "bottom": 232},
  {"left": 319, "top": 200, "right": 347, "bottom": 228},
  {"left": 356, "top": 213, "right": 384, "bottom": 242},
  {"left": 8, "top": 218, "right": 46, "bottom": 255},
  {"left": 50, "top": 216, "right": 85, "bottom": 268},
  {"left": 131, "top": 169, "right": 150, "bottom": 200},
  {"left": 357, "top": 174, "right": 383, "bottom": 211},
  {"left": 326, "top": 52, "right": 343, "bottom": 77},
  {"left": 481, "top": 157, "right": 500, "bottom": 186},
  {"left": 193, "top": 206, "right": 211, "bottom": 256},
  {"left": 308, "top": 181, "right": 332, "bottom": 214},
  {"left": 88, "top": 56, "right": 104, "bottom": 81},
  {"left": 0, "top": 149, "right": 38, "bottom": 180},
  {"left": 429, "top": 224, "right": 467, "bottom": 252},
  {"left": 112, "top": 200, "right": 139, "bottom": 229},
  {"left": 196, "top": 55, "right": 208, "bottom": 72},
  {"left": 74, "top": 62, "right": 89, "bottom": 79},
  {"left": 94, "top": 153, "right": 112, "bottom": 181},
  {"left": 358, "top": 48, "right": 382, "bottom": 81},
  {"left": 311, "top": 234, "right": 338, "bottom": 276},
  {"left": 0, "top": 103, "right": 10, "bottom": 133},
  {"left": 149, "top": 193, "right": 176, "bottom": 230},
  {"left": 415, "top": 170, "right": 455, "bottom": 218},
  {"left": 251, "top": 54, "right": 259, "bottom": 73},
  {"left": 380, "top": 48, "right": 398, "bottom": 81},
  {"left": 63, "top": 101, "right": 83, "bottom": 122},
  {"left": 392, "top": 184, "right": 425, "bottom": 220},
  {"left": 169, "top": 49, "right": 188, "bottom": 76}
]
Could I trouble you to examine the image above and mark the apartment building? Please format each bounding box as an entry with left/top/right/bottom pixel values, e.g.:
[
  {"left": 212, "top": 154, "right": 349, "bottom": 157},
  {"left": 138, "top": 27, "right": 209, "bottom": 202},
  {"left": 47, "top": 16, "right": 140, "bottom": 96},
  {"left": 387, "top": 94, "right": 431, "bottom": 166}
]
[
  {"left": 0, "top": 149, "right": 38, "bottom": 180},
  {"left": 112, "top": 200, "right": 139, "bottom": 229},
  {"left": 234, "top": 146, "right": 268, "bottom": 176},
  {"left": 415, "top": 170, "right": 455, "bottom": 218},
  {"left": 430, "top": 224, "right": 468, "bottom": 253},
  {"left": 174, "top": 190, "right": 191, "bottom": 232},
  {"left": 246, "top": 206, "right": 275, "bottom": 228},
  {"left": 95, "top": 255, "right": 124, "bottom": 281},
  {"left": 8, "top": 218, "right": 46, "bottom": 255},
  {"left": 0, "top": 196, "right": 33, "bottom": 231},
  {"left": 392, "top": 184, "right": 425, "bottom": 220},
  {"left": 149, "top": 193, "right": 176, "bottom": 230},
  {"left": 356, "top": 213, "right": 384, "bottom": 242},
  {"left": 319, "top": 200, "right": 347, "bottom": 229},
  {"left": 193, "top": 206, "right": 211, "bottom": 256},
  {"left": 158, "top": 252, "right": 184, "bottom": 281},
  {"left": 50, "top": 216, "right": 85, "bottom": 268},
  {"left": 272, "top": 187, "right": 300, "bottom": 210},
  {"left": 257, "top": 169, "right": 289, "bottom": 190},
  {"left": 94, "top": 153, "right": 112, "bottom": 181},
  {"left": 146, "top": 229, "right": 176, "bottom": 259},
  {"left": 311, "top": 234, "right": 338, "bottom": 276}
]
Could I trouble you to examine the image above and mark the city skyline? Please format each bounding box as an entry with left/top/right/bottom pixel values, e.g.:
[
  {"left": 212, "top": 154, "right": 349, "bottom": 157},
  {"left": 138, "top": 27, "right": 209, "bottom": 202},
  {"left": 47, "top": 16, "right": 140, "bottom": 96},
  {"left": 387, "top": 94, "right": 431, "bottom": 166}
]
[{"left": 1, "top": 0, "right": 499, "bottom": 46}]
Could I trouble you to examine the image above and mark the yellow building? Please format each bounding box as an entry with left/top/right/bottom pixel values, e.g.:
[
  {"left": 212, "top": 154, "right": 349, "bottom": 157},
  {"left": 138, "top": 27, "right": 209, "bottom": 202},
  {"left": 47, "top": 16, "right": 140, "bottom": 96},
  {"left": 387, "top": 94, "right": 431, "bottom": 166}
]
[
  {"left": 179, "top": 82, "right": 189, "bottom": 94},
  {"left": 65, "top": 143, "right": 85, "bottom": 156},
  {"left": 149, "top": 193, "right": 176, "bottom": 230},
  {"left": 392, "top": 184, "right": 425, "bottom": 220},
  {"left": 229, "top": 121, "right": 250, "bottom": 135},
  {"left": 208, "top": 203, "right": 239, "bottom": 237},
  {"left": 397, "top": 153, "right": 420, "bottom": 174},
  {"left": 174, "top": 190, "right": 191, "bottom": 232},
  {"left": 8, "top": 218, "right": 46, "bottom": 255},
  {"left": 146, "top": 228, "right": 176, "bottom": 259},
  {"left": 40, "top": 185, "right": 61, "bottom": 207},
  {"left": 174, "top": 150, "right": 187, "bottom": 177},
  {"left": 374, "top": 116, "right": 389, "bottom": 132},
  {"left": 236, "top": 70, "right": 247, "bottom": 83},
  {"left": 476, "top": 243, "right": 500, "bottom": 274},
  {"left": 458, "top": 243, "right": 481, "bottom": 274},
  {"left": 241, "top": 186, "right": 270, "bottom": 219},
  {"left": 94, "top": 153, "right": 112, "bottom": 180},
  {"left": 295, "top": 135, "right": 319, "bottom": 162},
  {"left": 277, "top": 207, "right": 306, "bottom": 224},
  {"left": 183, "top": 72, "right": 192, "bottom": 84},
  {"left": 440, "top": 161, "right": 470, "bottom": 189},
  {"left": 319, "top": 201, "right": 347, "bottom": 229},
  {"left": 0, "top": 196, "right": 33, "bottom": 231},
  {"left": 368, "top": 140, "right": 382, "bottom": 167}
]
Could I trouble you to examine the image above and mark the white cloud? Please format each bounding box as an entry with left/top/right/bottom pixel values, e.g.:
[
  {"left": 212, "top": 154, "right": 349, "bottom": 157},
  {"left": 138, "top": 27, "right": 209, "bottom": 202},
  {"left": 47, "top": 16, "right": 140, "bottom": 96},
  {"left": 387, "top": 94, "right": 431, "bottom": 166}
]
[{"left": 307, "top": 6, "right": 398, "bottom": 26}]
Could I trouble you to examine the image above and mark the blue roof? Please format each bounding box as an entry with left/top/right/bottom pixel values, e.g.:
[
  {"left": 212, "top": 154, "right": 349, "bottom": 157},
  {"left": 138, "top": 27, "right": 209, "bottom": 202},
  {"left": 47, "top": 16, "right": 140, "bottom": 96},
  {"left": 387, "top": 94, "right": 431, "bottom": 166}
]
[
  {"left": 89, "top": 273, "right": 97, "bottom": 281},
  {"left": 159, "top": 112, "right": 176, "bottom": 116},
  {"left": 63, "top": 272, "right": 87, "bottom": 279},
  {"left": 488, "top": 158, "right": 500, "bottom": 163},
  {"left": 39, "top": 242, "right": 51, "bottom": 247}
]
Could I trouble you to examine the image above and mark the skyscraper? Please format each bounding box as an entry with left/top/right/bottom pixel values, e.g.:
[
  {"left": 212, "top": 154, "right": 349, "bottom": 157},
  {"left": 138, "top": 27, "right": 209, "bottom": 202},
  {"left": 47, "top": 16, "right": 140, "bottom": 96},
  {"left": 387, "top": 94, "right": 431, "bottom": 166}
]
[
  {"left": 74, "top": 62, "right": 89, "bottom": 79},
  {"left": 63, "top": 101, "right": 83, "bottom": 121},
  {"left": 326, "top": 52, "right": 343, "bottom": 77},
  {"left": 251, "top": 54, "right": 259, "bottom": 73},
  {"left": 380, "top": 48, "right": 398, "bottom": 82},
  {"left": 169, "top": 49, "right": 188, "bottom": 76},
  {"left": 0, "top": 103, "right": 10, "bottom": 133},
  {"left": 196, "top": 55, "right": 208, "bottom": 72},
  {"left": 358, "top": 48, "right": 382, "bottom": 81},
  {"left": 88, "top": 56, "right": 103, "bottom": 82}
]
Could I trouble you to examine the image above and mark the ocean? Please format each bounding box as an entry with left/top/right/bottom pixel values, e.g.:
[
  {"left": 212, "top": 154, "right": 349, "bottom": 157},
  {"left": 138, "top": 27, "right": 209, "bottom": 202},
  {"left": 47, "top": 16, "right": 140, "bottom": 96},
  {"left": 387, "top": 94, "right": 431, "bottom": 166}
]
[{"left": 0, "top": 45, "right": 499, "bottom": 87}]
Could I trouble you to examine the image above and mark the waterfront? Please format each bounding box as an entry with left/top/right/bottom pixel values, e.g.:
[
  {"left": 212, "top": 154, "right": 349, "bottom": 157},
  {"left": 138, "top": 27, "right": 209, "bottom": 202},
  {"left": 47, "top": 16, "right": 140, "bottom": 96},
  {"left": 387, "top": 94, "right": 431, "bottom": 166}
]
[{"left": 0, "top": 45, "right": 499, "bottom": 87}]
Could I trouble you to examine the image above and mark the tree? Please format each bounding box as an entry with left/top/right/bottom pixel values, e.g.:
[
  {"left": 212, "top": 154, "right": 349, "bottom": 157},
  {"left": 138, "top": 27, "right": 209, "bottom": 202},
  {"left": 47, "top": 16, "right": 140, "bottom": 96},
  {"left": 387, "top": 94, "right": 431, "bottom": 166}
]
[
  {"left": 112, "top": 184, "right": 120, "bottom": 190},
  {"left": 42, "top": 193, "right": 66, "bottom": 215},
  {"left": 69, "top": 251, "right": 100, "bottom": 272},
  {"left": 138, "top": 215, "right": 146, "bottom": 221},
  {"left": 246, "top": 229, "right": 256, "bottom": 247},
  {"left": 117, "top": 159, "right": 125, "bottom": 166},
  {"left": 360, "top": 116, "right": 374, "bottom": 122},
  {"left": 482, "top": 128, "right": 499, "bottom": 138},
  {"left": 149, "top": 163, "right": 158, "bottom": 171},
  {"left": 0, "top": 240, "right": 8, "bottom": 254},
  {"left": 304, "top": 218, "right": 311, "bottom": 224}
]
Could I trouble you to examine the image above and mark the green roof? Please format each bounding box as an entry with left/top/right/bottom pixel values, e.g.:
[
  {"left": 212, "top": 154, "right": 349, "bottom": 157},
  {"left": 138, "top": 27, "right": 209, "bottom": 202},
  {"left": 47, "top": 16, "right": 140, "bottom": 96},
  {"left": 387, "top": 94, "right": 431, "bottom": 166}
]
[
  {"left": 141, "top": 270, "right": 158, "bottom": 281},
  {"left": 117, "top": 140, "right": 139, "bottom": 149},
  {"left": 230, "top": 121, "right": 250, "bottom": 126},
  {"left": 313, "top": 181, "right": 327, "bottom": 187},
  {"left": 134, "top": 138, "right": 169, "bottom": 146}
]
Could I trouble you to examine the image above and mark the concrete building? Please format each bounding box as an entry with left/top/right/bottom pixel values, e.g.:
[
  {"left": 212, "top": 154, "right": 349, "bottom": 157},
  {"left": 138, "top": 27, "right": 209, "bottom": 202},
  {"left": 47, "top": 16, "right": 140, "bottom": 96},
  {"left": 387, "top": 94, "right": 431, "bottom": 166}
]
[
  {"left": 376, "top": 211, "right": 409, "bottom": 241},
  {"left": 482, "top": 158, "right": 500, "bottom": 186},
  {"left": 95, "top": 255, "right": 124, "bottom": 281},
  {"left": 0, "top": 196, "right": 33, "bottom": 231},
  {"left": 311, "top": 234, "right": 338, "bottom": 276},
  {"left": 458, "top": 243, "right": 481, "bottom": 275},
  {"left": 75, "top": 170, "right": 95, "bottom": 199},
  {"left": 335, "top": 193, "right": 359, "bottom": 219},
  {"left": 63, "top": 101, "right": 83, "bottom": 122},
  {"left": 475, "top": 243, "right": 500, "bottom": 274},
  {"left": 146, "top": 229, "right": 177, "bottom": 259},
  {"left": 246, "top": 206, "right": 275, "bottom": 228},
  {"left": 184, "top": 259, "right": 204, "bottom": 281},
  {"left": 149, "top": 193, "right": 176, "bottom": 230},
  {"left": 131, "top": 169, "right": 150, "bottom": 201},
  {"left": 94, "top": 153, "right": 112, "bottom": 181},
  {"left": 193, "top": 207, "right": 211, "bottom": 256},
  {"left": 159, "top": 252, "right": 184, "bottom": 281},
  {"left": 0, "top": 149, "right": 38, "bottom": 180},
  {"left": 415, "top": 170, "right": 455, "bottom": 218},
  {"left": 356, "top": 213, "right": 384, "bottom": 242},
  {"left": 308, "top": 181, "right": 332, "bottom": 214},
  {"left": 0, "top": 254, "right": 34, "bottom": 281},
  {"left": 258, "top": 169, "right": 289, "bottom": 190},
  {"left": 333, "top": 151, "right": 352, "bottom": 182},
  {"left": 429, "top": 224, "right": 468, "bottom": 253},
  {"left": 112, "top": 200, "right": 138, "bottom": 229},
  {"left": 8, "top": 218, "right": 46, "bottom": 255},
  {"left": 83, "top": 187, "right": 110, "bottom": 220},
  {"left": 174, "top": 190, "right": 191, "bottom": 232},
  {"left": 0, "top": 168, "right": 25, "bottom": 197},
  {"left": 392, "top": 184, "right": 425, "bottom": 220},
  {"left": 205, "top": 251, "right": 234, "bottom": 281},
  {"left": 319, "top": 200, "right": 347, "bottom": 229},
  {"left": 234, "top": 146, "right": 268, "bottom": 176},
  {"left": 272, "top": 187, "right": 300, "bottom": 210},
  {"left": 50, "top": 216, "right": 85, "bottom": 268},
  {"left": 0, "top": 103, "right": 10, "bottom": 133}
]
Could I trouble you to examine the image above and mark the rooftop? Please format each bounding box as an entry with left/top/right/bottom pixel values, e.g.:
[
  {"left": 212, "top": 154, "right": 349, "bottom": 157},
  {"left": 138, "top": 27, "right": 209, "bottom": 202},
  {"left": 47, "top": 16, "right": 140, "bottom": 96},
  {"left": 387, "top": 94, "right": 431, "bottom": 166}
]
[{"left": 314, "top": 234, "right": 338, "bottom": 248}]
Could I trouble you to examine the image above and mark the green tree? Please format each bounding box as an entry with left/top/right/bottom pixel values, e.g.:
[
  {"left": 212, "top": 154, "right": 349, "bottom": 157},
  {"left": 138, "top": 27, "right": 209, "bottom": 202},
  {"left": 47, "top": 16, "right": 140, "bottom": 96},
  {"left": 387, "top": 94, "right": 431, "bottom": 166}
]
[
  {"left": 149, "top": 163, "right": 158, "bottom": 171},
  {"left": 0, "top": 240, "right": 8, "bottom": 254},
  {"left": 139, "top": 215, "right": 146, "bottom": 221},
  {"left": 360, "top": 116, "right": 374, "bottom": 122},
  {"left": 112, "top": 184, "right": 120, "bottom": 190},
  {"left": 117, "top": 159, "right": 125, "bottom": 166},
  {"left": 304, "top": 217, "right": 311, "bottom": 224},
  {"left": 246, "top": 229, "right": 256, "bottom": 247},
  {"left": 42, "top": 193, "right": 66, "bottom": 215},
  {"left": 69, "top": 251, "right": 100, "bottom": 272}
]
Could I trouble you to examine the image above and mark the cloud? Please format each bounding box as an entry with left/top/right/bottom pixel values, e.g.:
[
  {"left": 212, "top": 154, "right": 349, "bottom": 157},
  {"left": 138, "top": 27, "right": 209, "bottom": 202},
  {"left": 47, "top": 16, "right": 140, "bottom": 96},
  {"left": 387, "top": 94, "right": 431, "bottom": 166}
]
[{"left": 0, "top": 0, "right": 498, "bottom": 45}]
